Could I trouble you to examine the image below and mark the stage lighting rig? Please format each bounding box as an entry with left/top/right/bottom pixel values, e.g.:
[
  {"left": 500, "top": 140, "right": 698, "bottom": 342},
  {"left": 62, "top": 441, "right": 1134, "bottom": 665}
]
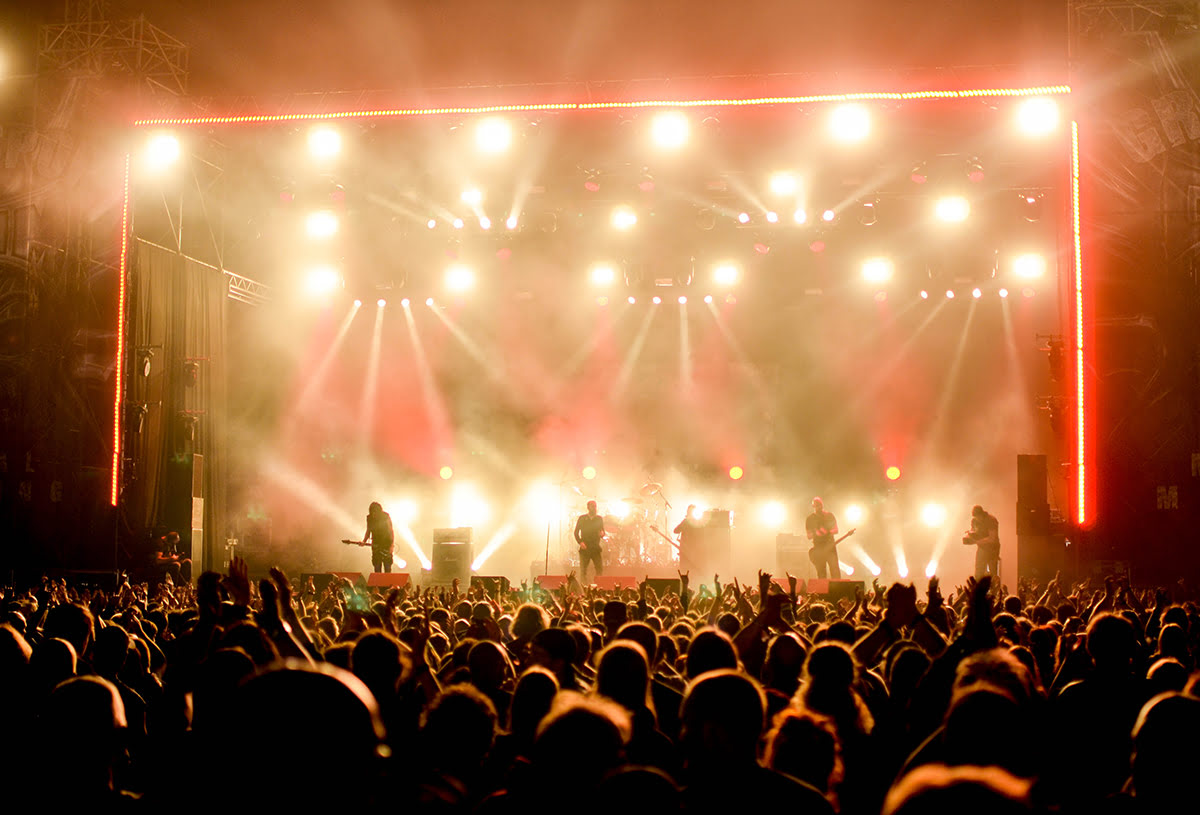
[
  {"left": 307, "top": 126, "right": 342, "bottom": 159},
  {"left": 651, "top": 110, "right": 689, "bottom": 149},
  {"left": 829, "top": 103, "right": 870, "bottom": 143},
  {"left": 1016, "top": 97, "right": 1059, "bottom": 135}
]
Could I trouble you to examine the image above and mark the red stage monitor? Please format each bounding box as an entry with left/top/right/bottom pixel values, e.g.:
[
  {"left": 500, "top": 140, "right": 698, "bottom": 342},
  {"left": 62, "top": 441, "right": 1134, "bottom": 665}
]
[{"left": 366, "top": 573, "right": 411, "bottom": 588}]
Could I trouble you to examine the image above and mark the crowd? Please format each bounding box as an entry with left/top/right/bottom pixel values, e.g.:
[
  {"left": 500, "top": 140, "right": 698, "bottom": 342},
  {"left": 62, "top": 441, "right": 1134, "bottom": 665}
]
[{"left": 1, "top": 560, "right": 1197, "bottom": 813}]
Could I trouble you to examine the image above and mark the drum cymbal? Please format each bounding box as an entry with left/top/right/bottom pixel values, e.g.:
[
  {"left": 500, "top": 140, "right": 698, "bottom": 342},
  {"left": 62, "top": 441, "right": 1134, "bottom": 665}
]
[{"left": 640, "top": 482, "right": 663, "bottom": 496}]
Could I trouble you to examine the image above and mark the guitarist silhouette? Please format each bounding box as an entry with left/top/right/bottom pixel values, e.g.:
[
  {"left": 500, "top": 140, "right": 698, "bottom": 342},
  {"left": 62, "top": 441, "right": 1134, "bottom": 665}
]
[{"left": 806, "top": 497, "right": 843, "bottom": 579}]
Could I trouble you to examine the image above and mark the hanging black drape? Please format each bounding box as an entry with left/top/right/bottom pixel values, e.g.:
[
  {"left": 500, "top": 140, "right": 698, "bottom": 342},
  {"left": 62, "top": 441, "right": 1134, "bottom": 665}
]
[{"left": 127, "top": 240, "right": 228, "bottom": 572}]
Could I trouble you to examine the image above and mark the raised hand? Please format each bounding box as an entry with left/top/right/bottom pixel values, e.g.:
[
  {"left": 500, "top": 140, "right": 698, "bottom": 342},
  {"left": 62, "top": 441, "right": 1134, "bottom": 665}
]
[
  {"left": 678, "top": 570, "right": 690, "bottom": 592},
  {"left": 269, "top": 567, "right": 294, "bottom": 608},
  {"left": 223, "top": 555, "right": 252, "bottom": 607},
  {"left": 786, "top": 572, "right": 798, "bottom": 598},
  {"left": 927, "top": 575, "right": 943, "bottom": 613}
]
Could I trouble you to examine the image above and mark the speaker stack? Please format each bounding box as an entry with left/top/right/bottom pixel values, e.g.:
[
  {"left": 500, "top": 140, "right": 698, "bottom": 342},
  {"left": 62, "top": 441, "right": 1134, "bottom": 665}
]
[
  {"left": 431, "top": 527, "right": 473, "bottom": 587},
  {"left": 1016, "top": 454, "right": 1063, "bottom": 581}
]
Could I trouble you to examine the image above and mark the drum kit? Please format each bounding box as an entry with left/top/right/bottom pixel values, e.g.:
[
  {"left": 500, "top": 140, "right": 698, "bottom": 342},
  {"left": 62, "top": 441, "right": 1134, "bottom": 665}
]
[{"left": 570, "top": 481, "right": 679, "bottom": 568}]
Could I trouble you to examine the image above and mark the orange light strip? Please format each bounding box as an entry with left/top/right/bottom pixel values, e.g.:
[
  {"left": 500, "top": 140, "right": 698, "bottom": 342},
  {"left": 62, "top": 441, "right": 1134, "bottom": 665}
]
[
  {"left": 111, "top": 155, "right": 131, "bottom": 507},
  {"left": 133, "top": 84, "right": 1071, "bottom": 126},
  {"left": 1070, "top": 121, "right": 1087, "bottom": 526}
]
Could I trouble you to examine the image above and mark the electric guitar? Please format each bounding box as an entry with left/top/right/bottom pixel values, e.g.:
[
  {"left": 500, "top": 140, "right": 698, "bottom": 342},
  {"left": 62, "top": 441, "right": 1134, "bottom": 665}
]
[
  {"left": 341, "top": 539, "right": 370, "bottom": 547},
  {"left": 808, "top": 528, "right": 856, "bottom": 566},
  {"left": 647, "top": 524, "right": 682, "bottom": 551}
]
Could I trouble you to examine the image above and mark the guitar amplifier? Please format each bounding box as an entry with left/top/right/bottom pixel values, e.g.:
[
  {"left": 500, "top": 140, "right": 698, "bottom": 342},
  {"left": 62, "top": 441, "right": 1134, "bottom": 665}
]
[
  {"left": 777, "top": 533, "right": 807, "bottom": 575},
  {"left": 433, "top": 527, "right": 473, "bottom": 544}
]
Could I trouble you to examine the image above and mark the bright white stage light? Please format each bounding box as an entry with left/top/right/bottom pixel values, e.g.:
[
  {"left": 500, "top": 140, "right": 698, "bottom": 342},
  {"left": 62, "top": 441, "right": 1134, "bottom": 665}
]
[
  {"left": 945, "top": 290, "right": 956, "bottom": 299},
  {"left": 861, "top": 257, "right": 894, "bottom": 283},
  {"left": 582, "top": 466, "right": 597, "bottom": 480},
  {"left": 793, "top": 208, "right": 808, "bottom": 224},
  {"left": 760, "top": 500, "right": 787, "bottom": 528},
  {"left": 400, "top": 297, "right": 411, "bottom": 307},
  {"left": 1013, "top": 253, "right": 1047, "bottom": 279},
  {"left": 1016, "top": 97, "right": 1059, "bottom": 135},
  {"left": 611, "top": 206, "right": 638, "bottom": 231},
  {"left": 822, "top": 209, "right": 836, "bottom": 222},
  {"left": 426, "top": 297, "right": 435, "bottom": 307},
  {"left": 308, "top": 126, "right": 342, "bottom": 159},
  {"left": 972, "top": 287, "right": 983, "bottom": 299},
  {"left": 525, "top": 482, "right": 560, "bottom": 524},
  {"left": 453, "top": 218, "right": 464, "bottom": 229},
  {"left": 934, "top": 196, "right": 970, "bottom": 223},
  {"left": 590, "top": 264, "right": 617, "bottom": 287},
  {"left": 676, "top": 295, "right": 686, "bottom": 305},
  {"left": 713, "top": 264, "right": 739, "bottom": 286},
  {"left": 353, "top": 299, "right": 363, "bottom": 308},
  {"left": 461, "top": 188, "right": 483, "bottom": 206},
  {"left": 737, "top": 212, "right": 751, "bottom": 224},
  {"left": 304, "top": 265, "right": 340, "bottom": 296},
  {"left": 895, "top": 551, "right": 909, "bottom": 579},
  {"left": 651, "top": 296, "right": 662, "bottom": 305},
  {"left": 688, "top": 503, "right": 707, "bottom": 521},
  {"left": 479, "top": 216, "right": 492, "bottom": 230},
  {"left": 765, "top": 211, "right": 779, "bottom": 224},
  {"left": 611, "top": 500, "right": 631, "bottom": 521},
  {"left": 704, "top": 294, "right": 714, "bottom": 304},
  {"left": 387, "top": 499, "right": 418, "bottom": 526},
  {"left": 651, "top": 110, "right": 689, "bottom": 149},
  {"left": 840, "top": 562, "right": 856, "bottom": 576},
  {"left": 627, "top": 296, "right": 637, "bottom": 304},
  {"left": 445, "top": 264, "right": 476, "bottom": 292},
  {"left": 920, "top": 502, "right": 947, "bottom": 528},
  {"left": 999, "top": 288, "right": 1009, "bottom": 298},
  {"left": 377, "top": 298, "right": 386, "bottom": 307},
  {"left": 144, "top": 132, "right": 182, "bottom": 170},
  {"left": 450, "top": 484, "right": 490, "bottom": 527},
  {"left": 426, "top": 218, "right": 437, "bottom": 229},
  {"left": 769, "top": 172, "right": 798, "bottom": 196},
  {"left": 925, "top": 560, "right": 939, "bottom": 578},
  {"left": 505, "top": 215, "right": 519, "bottom": 230},
  {"left": 845, "top": 504, "right": 865, "bottom": 524},
  {"left": 475, "top": 117, "right": 513, "bottom": 153},
  {"left": 305, "top": 210, "right": 339, "bottom": 239},
  {"left": 829, "top": 103, "right": 871, "bottom": 143},
  {"left": 920, "top": 290, "right": 929, "bottom": 300}
]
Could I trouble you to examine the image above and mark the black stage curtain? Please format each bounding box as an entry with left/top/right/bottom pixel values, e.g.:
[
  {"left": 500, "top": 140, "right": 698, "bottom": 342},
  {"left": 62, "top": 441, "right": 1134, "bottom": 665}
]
[{"left": 127, "top": 240, "right": 228, "bottom": 573}]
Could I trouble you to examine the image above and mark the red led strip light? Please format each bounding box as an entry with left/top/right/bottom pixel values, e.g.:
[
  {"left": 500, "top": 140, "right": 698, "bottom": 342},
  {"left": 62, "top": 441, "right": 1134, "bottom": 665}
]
[
  {"left": 1070, "top": 121, "right": 1089, "bottom": 526},
  {"left": 133, "top": 85, "right": 1071, "bottom": 126},
  {"left": 111, "top": 154, "right": 131, "bottom": 506}
]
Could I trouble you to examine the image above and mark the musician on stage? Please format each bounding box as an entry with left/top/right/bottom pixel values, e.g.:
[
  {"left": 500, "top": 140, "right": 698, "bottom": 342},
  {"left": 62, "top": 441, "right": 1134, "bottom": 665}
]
[
  {"left": 805, "top": 497, "right": 840, "bottom": 579},
  {"left": 963, "top": 504, "right": 1000, "bottom": 580},
  {"left": 154, "top": 531, "right": 191, "bottom": 584},
  {"left": 674, "top": 505, "right": 703, "bottom": 548},
  {"left": 574, "top": 500, "right": 606, "bottom": 583},
  {"left": 362, "top": 501, "right": 395, "bottom": 574}
]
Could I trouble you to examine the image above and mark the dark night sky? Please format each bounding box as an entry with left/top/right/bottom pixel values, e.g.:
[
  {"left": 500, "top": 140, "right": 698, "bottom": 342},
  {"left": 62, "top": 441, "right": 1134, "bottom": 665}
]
[{"left": 4, "top": 1, "right": 1068, "bottom": 97}]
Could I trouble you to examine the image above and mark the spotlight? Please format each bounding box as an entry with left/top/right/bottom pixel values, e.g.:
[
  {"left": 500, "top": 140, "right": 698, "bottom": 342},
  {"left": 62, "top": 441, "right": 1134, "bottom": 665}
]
[
  {"left": 886, "top": 465, "right": 901, "bottom": 480},
  {"left": 840, "top": 562, "right": 856, "bottom": 576},
  {"left": 946, "top": 290, "right": 955, "bottom": 299},
  {"left": 1013, "top": 253, "right": 1046, "bottom": 279},
  {"left": 305, "top": 210, "right": 339, "bottom": 239},
  {"left": 445, "top": 264, "right": 476, "bottom": 292},
  {"left": 627, "top": 296, "right": 636, "bottom": 304},
  {"left": 919, "top": 290, "right": 929, "bottom": 300},
  {"left": 353, "top": 299, "right": 363, "bottom": 307},
  {"left": 377, "top": 298, "right": 386, "bottom": 307},
  {"left": 452, "top": 218, "right": 464, "bottom": 229},
  {"left": 589, "top": 264, "right": 617, "bottom": 287},
  {"left": 651, "top": 110, "right": 689, "bottom": 149},
  {"left": 713, "top": 264, "right": 739, "bottom": 286},
  {"left": 678, "top": 295, "right": 687, "bottom": 305},
  {"left": 728, "top": 465, "right": 744, "bottom": 480},
  {"left": 304, "top": 265, "right": 341, "bottom": 296},
  {"left": 925, "top": 560, "right": 939, "bottom": 578},
  {"left": 999, "top": 288, "right": 1009, "bottom": 298},
  {"left": 144, "top": 132, "right": 182, "bottom": 170},
  {"left": 896, "top": 552, "right": 909, "bottom": 578},
  {"left": 506, "top": 214, "right": 519, "bottom": 230},
  {"left": 793, "top": 208, "right": 808, "bottom": 224},
  {"left": 861, "top": 257, "right": 894, "bottom": 283},
  {"left": 474, "top": 117, "right": 513, "bottom": 153},
  {"left": 934, "top": 196, "right": 970, "bottom": 223},
  {"left": 439, "top": 466, "right": 454, "bottom": 480},
  {"left": 652, "top": 296, "right": 662, "bottom": 305},
  {"left": 920, "top": 502, "right": 947, "bottom": 528},
  {"left": 610, "top": 500, "right": 631, "bottom": 521},
  {"left": 759, "top": 500, "right": 787, "bottom": 528},
  {"left": 689, "top": 504, "right": 705, "bottom": 521},
  {"left": 704, "top": 294, "right": 713, "bottom": 304},
  {"left": 1016, "top": 97, "right": 1059, "bottom": 135},
  {"left": 450, "top": 483, "right": 491, "bottom": 527},
  {"left": 822, "top": 209, "right": 836, "bottom": 222},
  {"left": 972, "top": 287, "right": 982, "bottom": 299},
  {"left": 461, "top": 188, "right": 483, "bottom": 206},
  {"left": 426, "top": 218, "right": 437, "bottom": 229},
  {"left": 737, "top": 212, "right": 751, "bottom": 224},
  {"left": 479, "top": 216, "right": 491, "bottom": 229},
  {"left": 425, "top": 297, "right": 435, "bottom": 307},
  {"left": 611, "top": 206, "right": 638, "bottom": 231},
  {"left": 400, "top": 298, "right": 410, "bottom": 307},
  {"left": 845, "top": 504, "right": 865, "bottom": 523},
  {"left": 765, "top": 211, "right": 779, "bottom": 223},
  {"left": 829, "top": 103, "right": 871, "bottom": 143},
  {"left": 307, "top": 126, "right": 342, "bottom": 159},
  {"left": 582, "top": 466, "right": 597, "bottom": 480},
  {"left": 769, "top": 173, "right": 798, "bottom": 196}
]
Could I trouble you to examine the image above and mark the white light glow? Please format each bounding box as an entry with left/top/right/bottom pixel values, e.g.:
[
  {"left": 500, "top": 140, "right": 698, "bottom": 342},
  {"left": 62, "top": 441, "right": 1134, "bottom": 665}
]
[
  {"left": 925, "top": 560, "right": 939, "bottom": 578},
  {"left": 845, "top": 504, "right": 865, "bottom": 524},
  {"left": 760, "top": 500, "right": 787, "bottom": 528},
  {"left": 822, "top": 209, "right": 836, "bottom": 222},
  {"left": 305, "top": 210, "right": 339, "bottom": 239},
  {"left": 861, "top": 257, "right": 894, "bottom": 283},
  {"left": 450, "top": 484, "right": 490, "bottom": 527},
  {"left": 895, "top": 551, "right": 909, "bottom": 579},
  {"left": 611, "top": 206, "right": 638, "bottom": 230},
  {"left": 304, "top": 265, "right": 340, "bottom": 296},
  {"left": 1013, "top": 253, "right": 1047, "bottom": 279},
  {"left": 678, "top": 295, "right": 688, "bottom": 305},
  {"left": 387, "top": 499, "right": 418, "bottom": 526},
  {"left": 445, "top": 264, "right": 476, "bottom": 292},
  {"left": 769, "top": 173, "right": 799, "bottom": 196},
  {"left": 611, "top": 500, "right": 631, "bottom": 521},
  {"left": 308, "top": 126, "right": 342, "bottom": 159},
  {"left": 475, "top": 117, "right": 513, "bottom": 153},
  {"left": 590, "top": 264, "right": 617, "bottom": 287},
  {"left": 479, "top": 216, "right": 491, "bottom": 230},
  {"left": 972, "top": 287, "right": 983, "bottom": 299},
  {"left": 840, "top": 562, "right": 856, "bottom": 576},
  {"left": 765, "top": 211, "right": 779, "bottom": 223},
  {"left": 506, "top": 215, "right": 519, "bottom": 230},
  {"left": 651, "top": 110, "right": 690, "bottom": 149},
  {"left": 144, "top": 132, "right": 182, "bottom": 170},
  {"left": 793, "top": 208, "right": 808, "bottom": 224},
  {"left": 829, "top": 103, "right": 871, "bottom": 143},
  {"left": 1016, "top": 97, "right": 1059, "bottom": 136},
  {"left": 461, "top": 188, "right": 483, "bottom": 206},
  {"left": 920, "top": 503, "right": 947, "bottom": 528},
  {"left": 934, "top": 196, "right": 970, "bottom": 223},
  {"left": 525, "top": 482, "right": 560, "bottom": 525},
  {"left": 713, "top": 264, "right": 739, "bottom": 286}
]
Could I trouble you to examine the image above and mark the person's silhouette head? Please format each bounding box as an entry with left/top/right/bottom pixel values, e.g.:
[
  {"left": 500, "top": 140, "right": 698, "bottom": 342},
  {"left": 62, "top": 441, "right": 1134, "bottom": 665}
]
[
  {"left": 43, "top": 603, "right": 94, "bottom": 659},
  {"left": 682, "top": 669, "right": 765, "bottom": 768},
  {"left": 534, "top": 694, "right": 630, "bottom": 794},
  {"left": 351, "top": 630, "right": 410, "bottom": 706},
  {"left": 511, "top": 602, "right": 549, "bottom": 640},
  {"left": 509, "top": 667, "right": 559, "bottom": 746},
  {"left": 685, "top": 628, "right": 737, "bottom": 679},
  {"left": 596, "top": 640, "right": 652, "bottom": 715},
  {"left": 615, "top": 621, "right": 657, "bottom": 665},
  {"left": 468, "top": 639, "right": 513, "bottom": 690},
  {"left": 43, "top": 676, "right": 127, "bottom": 795},
  {"left": 1086, "top": 612, "right": 1137, "bottom": 674},
  {"left": 763, "top": 632, "right": 806, "bottom": 694},
  {"left": 421, "top": 684, "right": 498, "bottom": 778},
  {"left": 1132, "top": 692, "right": 1200, "bottom": 807},
  {"left": 884, "top": 764, "right": 1031, "bottom": 814},
  {"left": 765, "top": 708, "right": 842, "bottom": 796}
]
